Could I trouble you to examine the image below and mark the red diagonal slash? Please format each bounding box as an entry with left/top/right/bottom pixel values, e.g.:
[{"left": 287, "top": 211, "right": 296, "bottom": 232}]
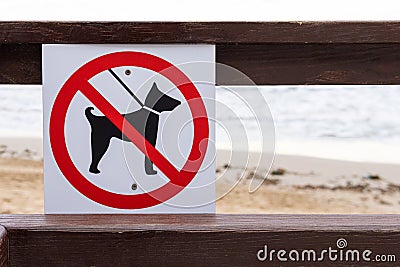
[{"left": 79, "top": 81, "right": 181, "bottom": 182}]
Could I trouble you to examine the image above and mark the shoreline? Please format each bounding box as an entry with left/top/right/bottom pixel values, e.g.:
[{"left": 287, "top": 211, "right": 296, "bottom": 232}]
[
  {"left": 1, "top": 137, "right": 400, "bottom": 214},
  {"left": 0, "top": 136, "right": 43, "bottom": 160},
  {"left": 1, "top": 136, "right": 400, "bottom": 165}
]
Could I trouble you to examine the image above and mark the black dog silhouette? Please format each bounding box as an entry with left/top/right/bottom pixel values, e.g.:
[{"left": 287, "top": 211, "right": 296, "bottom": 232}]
[{"left": 85, "top": 82, "right": 181, "bottom": 175}]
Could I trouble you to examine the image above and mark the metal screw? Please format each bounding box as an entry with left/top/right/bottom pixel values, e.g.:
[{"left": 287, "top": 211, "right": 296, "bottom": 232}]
[
  {"left": 131, "top": 183, "right": 137, "bottom": 190},
  {"left": 125, "top": 69, "right": 131, "bottom": 76}
]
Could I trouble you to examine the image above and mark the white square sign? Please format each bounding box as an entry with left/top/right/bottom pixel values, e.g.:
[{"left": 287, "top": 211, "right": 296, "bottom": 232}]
[{"left": 43, "top": 44, "right": 216, "bottom": 213}]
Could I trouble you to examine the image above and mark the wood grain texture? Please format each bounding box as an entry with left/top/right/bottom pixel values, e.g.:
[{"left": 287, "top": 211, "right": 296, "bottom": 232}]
[
  {"left": 3, "top": 43, "right": 400, "bottom": 85},
  {"left": 8, "top": 230, "right": 400, "bottom": 266},
  {"left": 217, "top": 43, "right": 400, "bottom": 85},
  {"left": 2, "top": 21, "right": 400, "bottom": 44},
  {"left": 0, "top": 44, "right": 41, "bottom": 84},
  {"left": 1, "top": 214, "right": 400, "bottom": 232},
  {"left": 1, "top": 215, "right": 400, "bottom": 266},
  {"left": 0, "top": 226, "right": 7, "bottom": 267}
]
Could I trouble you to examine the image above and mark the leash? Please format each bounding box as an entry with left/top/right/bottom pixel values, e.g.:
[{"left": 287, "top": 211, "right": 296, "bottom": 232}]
[{"left": 108, "top": 68, "right": 161, "bottom": 115}]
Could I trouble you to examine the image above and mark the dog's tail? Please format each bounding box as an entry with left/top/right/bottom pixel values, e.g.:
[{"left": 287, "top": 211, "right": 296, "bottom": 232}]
[{"left": 85, "top": 107, "right": 95, "bottom": 125}]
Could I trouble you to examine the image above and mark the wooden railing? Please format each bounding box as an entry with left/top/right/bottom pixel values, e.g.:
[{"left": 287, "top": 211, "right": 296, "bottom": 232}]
[
  {"left": 2, "top": 22, "right": 400, "bottom": 85},
  {"left": 1, "top": 214, "right": 400, "bottom": 266},
  {"left": 1, "top": 21, "right": 400, "bottom": 266}
]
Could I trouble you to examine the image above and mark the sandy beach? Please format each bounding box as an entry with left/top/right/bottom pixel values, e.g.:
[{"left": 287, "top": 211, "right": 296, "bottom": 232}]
[
  {"left": 217, "top": 151, "right": 400, "bottom": 214},
  {"left": 1, "top": 137, "right": 400, "bottom": 214}
]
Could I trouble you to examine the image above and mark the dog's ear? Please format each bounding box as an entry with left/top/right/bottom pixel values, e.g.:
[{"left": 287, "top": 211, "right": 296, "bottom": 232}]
[
  {"left": 145, "top": 82, "right": 181, "bottom": 112},
  {"left": 144, "top": 82, "right": 162, "bottom": 109}
]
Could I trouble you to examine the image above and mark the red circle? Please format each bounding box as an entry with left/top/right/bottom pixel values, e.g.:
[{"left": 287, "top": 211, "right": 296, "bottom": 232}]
[{"left": 49, "top": 51, "right": 209, "bottom": 209}]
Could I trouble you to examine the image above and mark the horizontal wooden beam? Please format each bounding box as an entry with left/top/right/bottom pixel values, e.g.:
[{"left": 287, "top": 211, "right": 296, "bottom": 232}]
[
  {"left": 217, "top": 43, "right": 400, "bottom": 85},
  {"left": 1, "top": 21, "right": 400, "bottom": 44},
  {"left": 2, "top": 43, "right": 400, "bottom": 85},
  {"left": 0, "top": 44, "right": 41, "bottom": 84},
  {"left": 0, "top": 226, "right": 7, "bottom": 267},
  {"left": 1, "top": 215, "right": 400, "bottom": 266},
  {"left": 2, "top": 214, "right": 400, "bottom": 231}
]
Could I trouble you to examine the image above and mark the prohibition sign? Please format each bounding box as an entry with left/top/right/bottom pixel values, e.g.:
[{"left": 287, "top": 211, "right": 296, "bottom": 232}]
[{"left": 49, "top": 51, "right": 209, "bottom": 209}]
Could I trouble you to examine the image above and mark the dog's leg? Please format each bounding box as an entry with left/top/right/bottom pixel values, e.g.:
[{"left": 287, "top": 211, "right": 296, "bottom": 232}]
[
  {"left": 89, "top": 132, "right": 111, "bottom": 174},
  {"left": 144, "top": 115, "right": 159, "bottom": 175},
  {"left": 144, "top": 156, "right": 157, "bottom": 175}
]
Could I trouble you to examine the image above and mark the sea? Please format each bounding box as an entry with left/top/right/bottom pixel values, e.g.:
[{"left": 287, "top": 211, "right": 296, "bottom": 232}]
[{"left": 1, "top": 85, "right": 400, "bottom": 163}]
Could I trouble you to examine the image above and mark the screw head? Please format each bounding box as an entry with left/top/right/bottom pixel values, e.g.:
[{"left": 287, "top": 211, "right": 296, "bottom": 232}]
[
  {"left": 125, "top": 69, "right": 131, "bottom": 76},
  {"left": 131, "top": 183, "right": 137, "bottom": 190}
]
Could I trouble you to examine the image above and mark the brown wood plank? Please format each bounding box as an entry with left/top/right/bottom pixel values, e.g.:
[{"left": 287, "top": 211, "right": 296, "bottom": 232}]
[
  {"left": 1, "top": 215, "right": 400, "bottom": 266},
  {"left": 0, "top": 226, "right": 7, "bottom": 267},
  {"left": 1, "top": 214, "right": 400, "bottom": 231},
  {"left": 8, "top": 230, "right": 400, "bottom": 266},
  {"left": 2, "top": 43, "right": 400, "bottom": 85},
  {"left": 2, "top": 21, "right": 400, "bottom": 44},
  {"left": 217, "top": 43, "right": 400, "bottom": 85},
  {"left": 0, "top": 44, "right": 41, "bottom": 84}
]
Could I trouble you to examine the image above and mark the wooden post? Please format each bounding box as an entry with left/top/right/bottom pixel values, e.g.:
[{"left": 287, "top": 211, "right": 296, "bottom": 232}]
[{"left": 0, "top": 226, "right": 7, "bottom": 267}]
